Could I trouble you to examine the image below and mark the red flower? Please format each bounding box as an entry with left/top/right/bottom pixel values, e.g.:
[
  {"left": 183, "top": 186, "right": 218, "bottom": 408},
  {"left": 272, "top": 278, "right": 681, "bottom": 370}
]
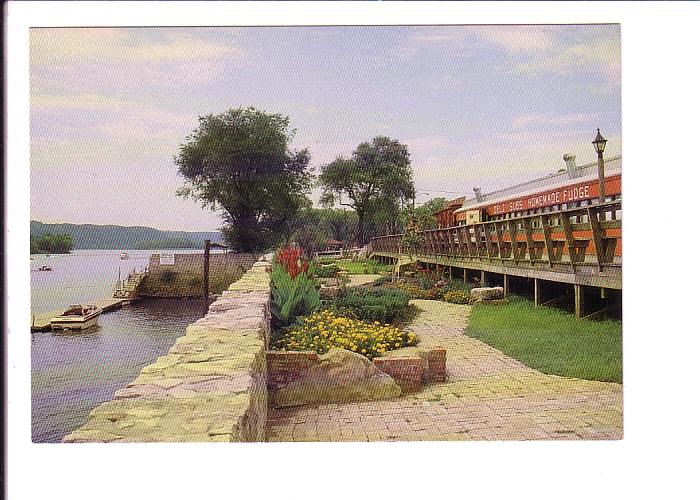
[{"left": 276, "top": 246, "right": 309, "bottom": 278}]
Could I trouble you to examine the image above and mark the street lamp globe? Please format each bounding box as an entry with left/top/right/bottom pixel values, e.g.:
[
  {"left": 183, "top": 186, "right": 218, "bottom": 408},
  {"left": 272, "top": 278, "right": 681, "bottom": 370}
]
[{"left": 592, "top": 128, "right": 607, "bottom": 155}]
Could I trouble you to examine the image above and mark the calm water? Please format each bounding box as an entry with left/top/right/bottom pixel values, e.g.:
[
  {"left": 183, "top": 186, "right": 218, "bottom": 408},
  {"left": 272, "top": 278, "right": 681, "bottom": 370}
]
[{"left": 31, "top": 249, "right": 206, "bottom": 443}]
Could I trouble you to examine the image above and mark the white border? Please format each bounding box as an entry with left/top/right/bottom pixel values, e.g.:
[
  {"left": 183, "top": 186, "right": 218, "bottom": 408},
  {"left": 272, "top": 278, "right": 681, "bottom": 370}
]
[{"left": 6, "top": 2, "right": 700, "bottom": 499}]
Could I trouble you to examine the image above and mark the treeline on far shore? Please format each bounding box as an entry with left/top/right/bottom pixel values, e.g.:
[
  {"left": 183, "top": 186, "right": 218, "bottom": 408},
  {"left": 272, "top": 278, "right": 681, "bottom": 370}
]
[{"left": 30, "top": 233, "right": 73, "bottom": 254}]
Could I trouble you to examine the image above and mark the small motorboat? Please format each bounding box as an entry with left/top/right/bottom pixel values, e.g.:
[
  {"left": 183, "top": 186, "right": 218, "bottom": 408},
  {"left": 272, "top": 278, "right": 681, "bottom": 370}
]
[
  {"left": 50, "top": 304, "right": 102, "bottom": 330},
  {"left": 38, "top": 265, "right": 52, "bottom": 271},
  {"left": 120, "top": 252, "right": 129, "bottom": 260}
]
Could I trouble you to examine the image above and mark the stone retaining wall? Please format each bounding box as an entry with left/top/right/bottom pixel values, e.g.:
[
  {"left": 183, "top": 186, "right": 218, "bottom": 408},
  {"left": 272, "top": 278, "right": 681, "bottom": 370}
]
[{"left": 63, "top": 254, "right": 273, "bottom": 443}]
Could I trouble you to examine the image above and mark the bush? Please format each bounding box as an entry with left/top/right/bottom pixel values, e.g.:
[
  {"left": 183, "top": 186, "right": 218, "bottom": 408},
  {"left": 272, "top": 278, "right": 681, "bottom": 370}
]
[
  {"left": 314, "top": 264, "right": 340, "bottom": 278},
  {"left": 330, "top": 286, "right": 410, "bottom": 324},
  {"left": 159, "top": 269, "right": 177, "bottom": 283},
  {"left": 443, "top": 290, "right": 470, "bottom": 304},
  {"left": 275, "top": 310, "right": 418, "bottom": 359},
  {"left": 270, "top": 264, "right": 320, "bottom": 328},
  {"left": 187, "top": 274, "right": 203, "bottom": 287}
]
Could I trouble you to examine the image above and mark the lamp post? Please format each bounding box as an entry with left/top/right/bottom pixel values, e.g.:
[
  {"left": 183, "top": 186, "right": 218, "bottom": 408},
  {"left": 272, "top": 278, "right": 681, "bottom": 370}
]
[{"left": 592, "top": 128, "right": 608, "bottom": 204}]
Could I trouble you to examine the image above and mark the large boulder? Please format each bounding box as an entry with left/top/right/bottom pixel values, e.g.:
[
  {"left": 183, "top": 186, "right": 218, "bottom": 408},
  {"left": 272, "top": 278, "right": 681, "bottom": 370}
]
[
  {"left": 273, "top": 348, "right": 401, "bottom": 408},
  {"left": 470, "top": 286, "right": 504, "bottom": 302}
]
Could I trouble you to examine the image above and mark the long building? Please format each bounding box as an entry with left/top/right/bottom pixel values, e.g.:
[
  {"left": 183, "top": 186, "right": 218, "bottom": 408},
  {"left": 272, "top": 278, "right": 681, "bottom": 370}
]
[{"left": 435, "top": 154, "right": 621, "bottom": 229}]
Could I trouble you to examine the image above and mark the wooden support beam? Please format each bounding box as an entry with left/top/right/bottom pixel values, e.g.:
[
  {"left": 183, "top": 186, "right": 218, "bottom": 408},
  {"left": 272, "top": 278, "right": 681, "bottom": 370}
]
[
  {"left": 480, "top": 271, "right": 486, "bottom": 287},
  {"left": 494, "top": 222, "right": 506, "bottom": 260},
  {"left": 540, "top": 214, "right": 555, "bottom": 267},
  {"left": 523, "top": 219, "right": 536, "bottom": 263},
  {"left": 534, "top": 278, "right": 541, "bottom": 307},
  {"left": 574, "top": 284, "right": 583, "bottom": 318},
  {"left": 507, "top": 219, "right": 519, "bottom": 262},
  {"left": 464, "top": 268, "right": 467, "bottom": 284},
  {"left": 503, "top": 274, "right": 509, "bottom": 296},
  {"left": 560, "top": 212, "right": 577, "bottom": 270}
]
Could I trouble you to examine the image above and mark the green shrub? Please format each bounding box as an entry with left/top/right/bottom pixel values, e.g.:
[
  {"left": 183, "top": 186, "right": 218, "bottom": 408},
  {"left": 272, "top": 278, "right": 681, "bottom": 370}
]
[
  {"left": 330, "top": 286, "right": 410, "bottom": 324},
  {"left": 187, "top": 274, "right": 203, "bottom": 287},
  {"left": 159, "top": 269, "right": 177, "bottom": 283},
  {"left": 315, "top": 264, "right": 340, "bottom": 278},
  {"left": 270, "top": 264, "right": 320, "bottom": 328}
]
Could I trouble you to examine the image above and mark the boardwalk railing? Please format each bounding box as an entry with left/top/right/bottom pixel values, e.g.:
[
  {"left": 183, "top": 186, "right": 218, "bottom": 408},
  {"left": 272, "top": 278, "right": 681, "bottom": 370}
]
[{"left": 368, "top": 201, "right": 621, "bottom": 289}]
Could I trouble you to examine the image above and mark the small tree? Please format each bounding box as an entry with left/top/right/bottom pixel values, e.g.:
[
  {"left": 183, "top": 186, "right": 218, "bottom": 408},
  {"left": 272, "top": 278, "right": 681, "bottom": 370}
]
[
  {"left": 175, "top": 107, "right": 313, "bottom": 252},
  {"left": 319, "top": 136, "right": 415, "bottom": 245}
]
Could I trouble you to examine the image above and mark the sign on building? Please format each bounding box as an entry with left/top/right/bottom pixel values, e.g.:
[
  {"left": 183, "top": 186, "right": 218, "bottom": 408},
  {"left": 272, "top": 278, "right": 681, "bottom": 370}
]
[{"left": 160, "top": 252, "right": 175, "bottom": 265}]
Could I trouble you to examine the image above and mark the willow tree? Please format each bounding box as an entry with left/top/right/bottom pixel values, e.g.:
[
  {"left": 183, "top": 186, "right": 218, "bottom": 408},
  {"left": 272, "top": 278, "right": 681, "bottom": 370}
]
[
  {"left": 175, "top": 107, "right": 312, "bottom": 252},
  {"left": 318, "top": 136, "right": 415, "bottom": 245}
]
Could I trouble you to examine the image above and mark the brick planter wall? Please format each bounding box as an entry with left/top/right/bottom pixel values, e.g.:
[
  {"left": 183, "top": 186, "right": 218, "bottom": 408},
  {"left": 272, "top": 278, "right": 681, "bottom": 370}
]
[
  {"left": 372, "top": 357, "right": 423, "bottom": 393},
  {"left": 267, "top": 346, "right": 447, "bottom": 395},
  {"left": 266, "top": 351, "right": 319, "bottom": 390}
]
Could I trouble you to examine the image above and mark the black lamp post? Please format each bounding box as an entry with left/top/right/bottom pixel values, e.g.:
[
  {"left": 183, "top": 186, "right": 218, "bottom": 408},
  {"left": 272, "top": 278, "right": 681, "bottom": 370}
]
[{"left": 592, "top": 128, "right": 608, "bottom": 204}]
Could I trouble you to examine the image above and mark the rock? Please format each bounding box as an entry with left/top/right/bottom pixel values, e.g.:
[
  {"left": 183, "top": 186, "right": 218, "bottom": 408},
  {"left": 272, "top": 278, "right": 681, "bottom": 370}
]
[
  {"left": 273, "top": 348, "right": 401, "bottom": 408},
  {"left": 470, "top": 286, "right": 504, "bottom": 301},
  {"left": 319, "top": 284, "right": 342, "bottom": 300},
  {"left": 319, "top": 277, "right": 341, "bottom": 287}
]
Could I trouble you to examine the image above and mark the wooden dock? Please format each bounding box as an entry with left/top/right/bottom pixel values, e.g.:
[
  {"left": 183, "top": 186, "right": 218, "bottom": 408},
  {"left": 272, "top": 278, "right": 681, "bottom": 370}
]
[{"left": 31, "top": 298, "right": 130, "bottom": 332}]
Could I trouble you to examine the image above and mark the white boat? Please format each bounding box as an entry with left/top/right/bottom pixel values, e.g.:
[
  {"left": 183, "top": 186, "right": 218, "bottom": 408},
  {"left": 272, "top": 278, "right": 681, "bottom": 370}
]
[
  {"left": 120, "top": 252, "right": 129, "bottom": 260},
  {"left": 50, "top": 304, "right": 102, "bottom": 330}
]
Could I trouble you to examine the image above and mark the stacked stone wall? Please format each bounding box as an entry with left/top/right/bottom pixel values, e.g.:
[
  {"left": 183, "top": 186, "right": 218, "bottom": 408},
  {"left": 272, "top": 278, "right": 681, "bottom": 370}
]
[{"left": 63, "top": 254, "right": 273, "bottom": 443}]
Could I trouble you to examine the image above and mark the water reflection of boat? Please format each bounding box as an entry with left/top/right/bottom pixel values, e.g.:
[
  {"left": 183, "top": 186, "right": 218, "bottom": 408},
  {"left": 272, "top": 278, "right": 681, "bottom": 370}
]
[
  {"left": 50, "top": 304, "right": 102, "bottom": 330},
  {"left": 38, "top": 265, "right": 52, "bottom": 271},
  {"left": 120, "top": 252, "right": 129, "bottom": 260}
]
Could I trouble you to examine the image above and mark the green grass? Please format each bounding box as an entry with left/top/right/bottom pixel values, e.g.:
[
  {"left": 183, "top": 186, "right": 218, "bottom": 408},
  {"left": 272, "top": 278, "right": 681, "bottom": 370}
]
[
  {"left": 467, "top": 296, "right": 622, "bottom": 383},
  {"left": 334, "top": 259, "right": 394, "bottom": 275}
]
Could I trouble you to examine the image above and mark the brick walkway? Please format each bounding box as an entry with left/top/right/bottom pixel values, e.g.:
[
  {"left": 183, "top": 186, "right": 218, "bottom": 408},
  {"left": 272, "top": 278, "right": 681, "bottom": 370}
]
[{"left": 266, "top": 300, "right": 623, "bottom": 441}]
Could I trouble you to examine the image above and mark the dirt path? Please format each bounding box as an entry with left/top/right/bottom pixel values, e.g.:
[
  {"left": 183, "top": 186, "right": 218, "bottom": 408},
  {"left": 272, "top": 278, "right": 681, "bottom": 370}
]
[{"left": 266, "top": 299, "right": 623, "bottom": 441}]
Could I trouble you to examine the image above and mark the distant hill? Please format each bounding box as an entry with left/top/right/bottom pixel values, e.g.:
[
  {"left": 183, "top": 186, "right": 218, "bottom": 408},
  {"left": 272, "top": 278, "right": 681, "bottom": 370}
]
[{"left": 30, "top": 221, "right": 223, "bottom": 250}]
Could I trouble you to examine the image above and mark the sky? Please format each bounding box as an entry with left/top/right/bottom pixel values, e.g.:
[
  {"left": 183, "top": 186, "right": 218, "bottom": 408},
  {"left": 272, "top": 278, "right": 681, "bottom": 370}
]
[{"left": 30, "top": 25, "right": 621, "bottom": 232}]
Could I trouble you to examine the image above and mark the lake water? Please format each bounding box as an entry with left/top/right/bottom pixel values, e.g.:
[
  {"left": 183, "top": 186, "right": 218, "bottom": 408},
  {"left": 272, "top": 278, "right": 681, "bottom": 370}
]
[{"left": 31, "top": 249, "right": 206, "bottom": 442}]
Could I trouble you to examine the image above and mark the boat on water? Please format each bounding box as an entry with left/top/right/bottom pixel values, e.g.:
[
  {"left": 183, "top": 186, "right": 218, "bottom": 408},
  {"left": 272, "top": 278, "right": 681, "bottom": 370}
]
[
  {"left": 38, "top": 265, "right": 52, "bottom": 271},
  {"left": 120, "top": 252, "right": 129, "bottom": 260},
  {"left": 50, "top": 304, "right": 102, "bottom": 330}
]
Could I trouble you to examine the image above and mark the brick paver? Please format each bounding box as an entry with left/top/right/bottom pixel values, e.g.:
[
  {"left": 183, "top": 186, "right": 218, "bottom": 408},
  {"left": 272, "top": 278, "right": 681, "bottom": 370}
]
[{"left": 266, "top": 299, "right": 623, "bottom": 441}]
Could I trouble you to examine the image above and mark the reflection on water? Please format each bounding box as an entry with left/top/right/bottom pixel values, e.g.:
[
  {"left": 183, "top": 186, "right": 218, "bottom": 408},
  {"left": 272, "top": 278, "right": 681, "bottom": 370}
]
[{"left": 31, "top": 299, "right": 205, "bottom": 443}]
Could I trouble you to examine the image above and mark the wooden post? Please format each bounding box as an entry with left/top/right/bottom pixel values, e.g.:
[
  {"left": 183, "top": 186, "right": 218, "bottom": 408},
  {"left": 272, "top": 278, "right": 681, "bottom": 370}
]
[
  {"left": 203, "top": 239, "right": 210, "bottom": 317},
  {"left": 463, "top": 268, "right": 467, "bottom": 284},
  {"left": 480, "top": 271, "right": 486, "bottom": 287},
  {"left": 503, "top": 274, "right": 509, "bottom": 296},
  {"left": 534, "top": 278, "right": 541, "bottom": 307},
  {"left": 449, "top": 266, "right": 453, "bottom": 279},
  {"left": 575, "top": 284, "right": 583, "bottom": 318}
]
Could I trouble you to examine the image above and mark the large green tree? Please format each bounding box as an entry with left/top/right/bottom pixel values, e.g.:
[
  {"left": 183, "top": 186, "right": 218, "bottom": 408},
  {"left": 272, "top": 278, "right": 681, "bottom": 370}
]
[
  {"left": 175, "top": 108, "right": 312, "bottom": 252},
  {"left": 318, "top": 136, "right": 415, "bottom": 245}
]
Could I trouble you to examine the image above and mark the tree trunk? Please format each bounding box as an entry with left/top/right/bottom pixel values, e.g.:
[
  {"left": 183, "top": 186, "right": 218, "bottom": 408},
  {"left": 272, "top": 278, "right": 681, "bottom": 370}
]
[{"left": 356, "top": 210, "right": 365, "bottom": 247}]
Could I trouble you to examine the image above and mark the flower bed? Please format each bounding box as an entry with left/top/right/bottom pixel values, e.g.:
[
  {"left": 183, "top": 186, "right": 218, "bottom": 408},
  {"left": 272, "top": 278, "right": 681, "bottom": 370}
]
[{"left": 274, "top": 310, "right": 417, "bottom": 360}]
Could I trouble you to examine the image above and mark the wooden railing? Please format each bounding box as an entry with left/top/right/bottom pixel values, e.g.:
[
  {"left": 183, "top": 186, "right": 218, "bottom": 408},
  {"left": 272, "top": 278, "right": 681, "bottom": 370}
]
[{"left": 368, "top": 201, "right": 621, "bottom": 273}]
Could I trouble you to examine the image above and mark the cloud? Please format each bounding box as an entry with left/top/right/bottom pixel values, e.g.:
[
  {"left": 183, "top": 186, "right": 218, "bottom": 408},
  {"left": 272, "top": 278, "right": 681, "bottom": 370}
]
[
  {"left": 516, "top": 37, "right": 620, "bottom": 84},
  {"left": 30, "top": 29, "right": 244, "bottom": 65},
  {"left": 480, "top": 26, "right": 557, "bottom": 52},
  {"left": 31, "top": 94, "right": 126, "bottom": 111},
  {"left": 511, "top": 112, "right": 598, "bottom": 128}
]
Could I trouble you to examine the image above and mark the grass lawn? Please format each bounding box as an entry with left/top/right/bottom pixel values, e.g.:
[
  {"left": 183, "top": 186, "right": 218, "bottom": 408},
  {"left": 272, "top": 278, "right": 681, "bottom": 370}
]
[
  {"left": 335, "top": 259, "right": 394, "bottom": 275},
  {"left": 467, "top": 296, "right": 622, "bottom": 383}
]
